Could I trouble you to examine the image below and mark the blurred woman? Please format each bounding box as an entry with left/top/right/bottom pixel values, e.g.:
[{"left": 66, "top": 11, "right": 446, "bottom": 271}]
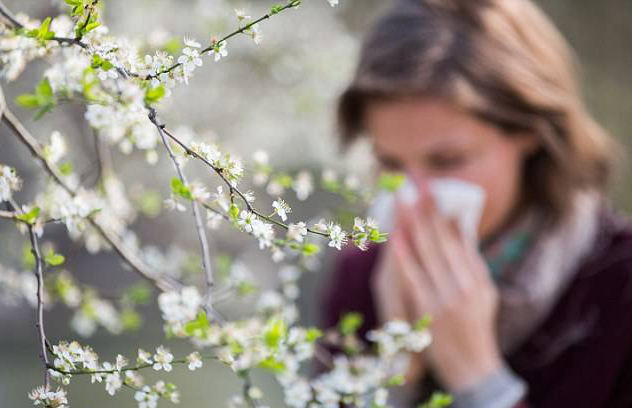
[{"left": 322, "top": 0, "right": 632, "bottom": 406}]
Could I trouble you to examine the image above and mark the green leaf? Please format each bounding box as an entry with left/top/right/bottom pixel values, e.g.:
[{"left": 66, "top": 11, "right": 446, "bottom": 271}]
[
  {"left": 274, "top": 173, "right": 293, "bottom": 188},
  {"left": 184, "top": 311, "right": 210, "bottom": 336},
  {"left": 228, "top": 203, "right": 240, "bottom": 220},
  {"left": 170, "top": 177, "right": 192, "bottom": 200},
  {"left": 387, "top": 374, "right": 406, "bottom": 386},
  {"left": 139, "top": 190, "right": 162, "bottom": 218},
  {"left": 305, "top": 327, "right": 323, "bottom": 342},
  {"left": 15, "top": 94, "right": 40, "bottom": 108},
  {"left": 264, "top": 317, "right": 287, "bottom": 349},
  {"left": 91, "top": 54, "right": 114, "bottom": 72},
  {"left": 44, "top": 250, "right": 65, "bottom": 267},
  {"left": 26, "top": 17, "right": 56, "bottom": 43},
  {"left": 120, "top": 309, "right": 142, "bottom": 331},
  {"left": 59, "top": 161, "right": 73, "bottom": 175},
  {"left": 124, "top": 282, "right": 152, "bottom": 305},
  {"left": 258, "top": 356, "right": 286, "bottom": 373},
  {"left": 162, "top": 37, "right": 182, "bottom": 55},
  {"left": 270, "top": 4, "right": 284, "bottom": 14},
  {"left": 16, "top": 78, "right": 56, "bottom": 119},
  {"left": 36, "top": 77, "right": 53, "bottom": 99},
  {"left": 84, "top": 21, "right": 100, "bottom": 33},
  {"left": 64, "top": 0, "right": 83, "bottom": 6},
  {"left": 339, "top": 312, "right": 363, "bottom": 336},
  {"left": 378, "top": 171, "right": 405, "bottom": 192},
  {"left": 16, "top": 207, "right": 40, "bottom": 225},
  {"left": 369, "top": 229, "right": 388, "bottom": 244},
  {"left": 39, "top": 17, "right": 53, "bottom": 38},
  {"left": 144, "top": 85, "right": 165, "bottom": 104},
  {"left": 414, "top": 314, "right": 432, "bottom": 331},
  {"left": 81, "top": 67, "right": 100, "bottom": 101},
  {"left": 236, "top": 281, "right": 256, "bottom": 296},
  {"left": 301, "top": 243, "right": 320, "bottom": 256},
  {"left": 418, "top": 392, "right": 453, "bottom": 408}
]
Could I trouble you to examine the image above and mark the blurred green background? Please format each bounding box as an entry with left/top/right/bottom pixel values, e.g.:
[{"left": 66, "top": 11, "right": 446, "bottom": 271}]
[{"left": 0, "top": 0, "right": 630, "bottom": 407}]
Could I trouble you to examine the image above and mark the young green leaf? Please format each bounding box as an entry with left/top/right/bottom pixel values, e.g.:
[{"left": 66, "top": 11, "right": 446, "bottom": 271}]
[
  {"left": 15, "top": 78, "right": 56, "bottom": 119},
  {"left": 16, "top": 207, "right": 41, "bottom": 225},
  {"left": 418, "top": 392, "right": 453, "bottom": 408},
  {"left": 45, "top": 250, "right": 65, "bottom": 267},
  {"left": 264, "top": 317, "right": 287, "bottom": 349},
  {"left": 144, "top": 85, "right": 166, "bottom": 104},
  {"left": 170, "top": 177, "right": 193, "bottom": 200},
  {"left": 378, "top": 171, "right": 406, "bottom": 192},
  {"left": 339, "top": 312, "right": 364, "bottom": 336}
]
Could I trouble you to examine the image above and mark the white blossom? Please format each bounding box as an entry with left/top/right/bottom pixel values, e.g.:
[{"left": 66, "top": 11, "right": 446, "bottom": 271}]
[
  {"left": 209, "top": 41, "right": 228, "bottom": 62},
  {"left": 287, "top": 222, "right": 307, "bottom": 243},
  {"left": 135, "top": 385, "right": 159, "bottom": 408},
  {"left": 250, "top": 24, "right": 263, "bottom": 45},
  {"left": 207, "top": 210, "right": 223, "bottom": 229},
  {"left": 115, "top": 354, "right": 128, "bottom": 371},
  {"left": 0, "top": 165, "right": 21, "bottom": 201},
  {"left": 178, "top": 42, "right": 203, "bottom": 75},
  {"left": 283, "top": 379, "right": 312, "bottom": 408},
  {"left": 137, "top": 349, "right": 153, "bottom": 365},
  {"left": 186, "top": 351, "right": 203, "bottom": 371},
  {"left": 272, "top": 198, "right": 291, "bottom": 221},
  {"left": 238, "top": 211, "right": 257, "bottom": 233},
  {"left": 234, "top": 9, "right": 251, "bottom": 21},
  {"left": 152, "top": 346, "right": 174, "bottom": 372},
  {"left": 293, "top": 171, "right": 314, "bottom": 201},
  {"left": 28, "top": 386, "right": 68, "bottom": 408},
  {"left": 158, "top": 286, "right": 202, "bottom": 330},
  {"left": 328, "top": 223, "right": 347, "bottom": 250},
  {"left": 105, "top": 371, "right": 122, "bottom": 395}
]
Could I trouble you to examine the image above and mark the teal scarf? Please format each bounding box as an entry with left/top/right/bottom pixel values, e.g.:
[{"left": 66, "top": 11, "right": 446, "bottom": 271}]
[{"left": 480, "top": 212, "right": 541, "bottom": 282}]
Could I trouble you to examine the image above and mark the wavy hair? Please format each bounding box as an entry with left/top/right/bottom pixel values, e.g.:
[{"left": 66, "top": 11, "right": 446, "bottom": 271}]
[{"left": 339, "top": 0, "right": 616, "bottom": 223}]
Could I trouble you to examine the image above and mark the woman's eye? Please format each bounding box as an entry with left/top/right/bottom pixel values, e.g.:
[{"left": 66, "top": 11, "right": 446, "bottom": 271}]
[
  {"left": 379, "top": 158, "right": 401, "bottom": 171},
  {"left": 428, "top": 154, "right": 468, "bottom": 170}
]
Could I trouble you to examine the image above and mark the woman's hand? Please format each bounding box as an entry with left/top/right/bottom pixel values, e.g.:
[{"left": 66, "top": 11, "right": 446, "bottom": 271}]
[
  {"left": 372, "top": 220, "right": 428, "bottom": 383},
  {"left": 388, "top": 193, "right": 502, "bottom": 392}
]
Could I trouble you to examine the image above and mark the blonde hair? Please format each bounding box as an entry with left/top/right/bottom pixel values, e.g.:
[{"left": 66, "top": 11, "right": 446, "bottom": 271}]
[{"left": 339, "top": 0, "right": 616, "bottom": 223}]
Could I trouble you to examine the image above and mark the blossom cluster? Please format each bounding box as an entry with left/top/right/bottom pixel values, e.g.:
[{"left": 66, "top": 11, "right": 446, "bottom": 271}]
[
  {"left": 28, "top": 386, "right": 68, "bottom": 408},
  {"left": 43, "top": 340, "right": 185, "bottom": 406}
]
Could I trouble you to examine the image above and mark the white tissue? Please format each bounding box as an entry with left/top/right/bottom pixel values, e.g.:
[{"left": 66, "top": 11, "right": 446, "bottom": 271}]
[{"left": 368, "top": 177, "right": 486, "bottom": 243}]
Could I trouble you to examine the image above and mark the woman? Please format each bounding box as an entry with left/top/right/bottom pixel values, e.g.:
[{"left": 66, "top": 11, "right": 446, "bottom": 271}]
[{"left": 321, "top": 0, "right": 632, "bottom": 407}]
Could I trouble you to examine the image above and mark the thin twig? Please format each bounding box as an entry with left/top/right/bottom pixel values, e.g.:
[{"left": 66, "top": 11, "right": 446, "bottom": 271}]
[
  {"left": 146, "top": 0, "right": 300, "bottom": 80},
  {"left": 0, "top": 1, "right": 89, "bottom": 48},
  {"left": 148, "top": 108, "right": 216, "bottom": 315},
  {"left": 0, "top": 1, "right": 23, "bottom": 29},
  {"left": 28, "top": 224, "right": 50, "bottom": 389},
  {"left": 48, "top": 354, "right": 217, "bottom": 376},
  {"left": 161, "top": 126, "right": 330, "bottom": 239}
]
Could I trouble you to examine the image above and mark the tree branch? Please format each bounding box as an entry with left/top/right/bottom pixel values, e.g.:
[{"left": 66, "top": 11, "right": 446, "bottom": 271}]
[
  {"left": 160, "top": 126, "right": 330, "bottom": 239},
  {"left": 148, "top": 108, "right": 217, "bottom": 317},
  {"left": 0, "top": 1, "right": 23, "bottom": 29},
  {"left": 27, "top": 224, "right": 50, "bottom": 389},
  {"left": 1, "top": 108, "right": 181, "bottom": 292},
  {"left": 146, "top": 0, "right": 301, "bottom": 80}
]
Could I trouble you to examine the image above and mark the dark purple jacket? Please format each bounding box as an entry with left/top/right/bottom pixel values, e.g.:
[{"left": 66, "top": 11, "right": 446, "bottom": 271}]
[{"left": 321, "top": 209, "right": 632, "bottom": 407}]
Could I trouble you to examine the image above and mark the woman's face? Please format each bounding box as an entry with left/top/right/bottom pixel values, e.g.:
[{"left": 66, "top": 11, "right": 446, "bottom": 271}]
[{"left": 366, "top": 98, "right": 536, "bottom": 241}]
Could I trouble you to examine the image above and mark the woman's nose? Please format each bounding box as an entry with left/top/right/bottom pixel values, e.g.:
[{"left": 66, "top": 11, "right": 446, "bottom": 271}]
[{"left": 406, "top": 168, "right": 430, "bottom": 193}]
